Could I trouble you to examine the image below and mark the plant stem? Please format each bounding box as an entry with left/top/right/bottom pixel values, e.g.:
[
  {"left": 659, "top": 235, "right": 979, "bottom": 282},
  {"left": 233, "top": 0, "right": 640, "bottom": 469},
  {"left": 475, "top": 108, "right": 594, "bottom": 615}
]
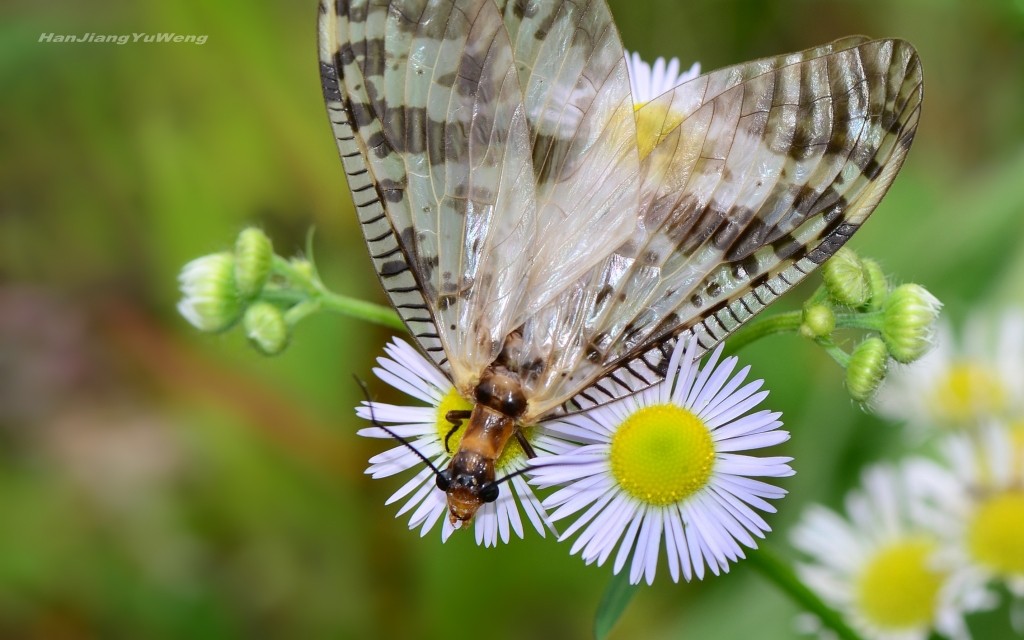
[
  {"left": 316, "top": 290, "right": 406, "bottom": 332},
  {"left": 283, "top": 298, "right": 323, "bottom": 326},
  {"left": 834, "top": 311, "right": 884, "bottom": 331},
  {"left": 816, "top": 337, "right": 852, "bottom": 368},
  {"left": 747, "top": 545, "right": 863, "bottom": 640},
  {"left": 721, "top": 310, "right": 803, "bottom": 356},
  {"left": 266, "top": 255, "right": 407, "bottom": 332},
  {"left": 271, "top": 256, "right": 318, "bottom": 295}
]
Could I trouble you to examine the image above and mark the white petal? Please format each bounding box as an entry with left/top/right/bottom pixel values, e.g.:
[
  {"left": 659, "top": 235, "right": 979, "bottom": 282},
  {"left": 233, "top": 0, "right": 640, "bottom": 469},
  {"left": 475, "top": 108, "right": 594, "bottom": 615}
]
[
  {"left": 686, "top": 343, "right": 725, "bottom": 407},
  {"left": 613, "top": 507, "right": 645, "bottom": 575},
  {"left": 691, "top": 355, "right": 738, "bottom": 414},
  {"left": 713, "top": 431, "right": 790, "bottom": 452},
  {"left": 630, "top": 505, "right": 655, "bottom": 584}
]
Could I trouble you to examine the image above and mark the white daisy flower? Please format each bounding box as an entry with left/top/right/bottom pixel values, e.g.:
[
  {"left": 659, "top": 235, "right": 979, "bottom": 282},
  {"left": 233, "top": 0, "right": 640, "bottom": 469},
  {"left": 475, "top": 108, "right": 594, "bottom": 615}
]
[
  {"left": 874, "top": 310, "right": 1024, "bottom": 431},
  {"left": 355, "top": 337, "right": 555, "bottom": 547},
  {"left": 624, "top": 51, "right": 701, "bottom": 105},
  {"left": 529, "top": 338, "right": 793, "bottom": 585},
  {"left": 530, "top": 50, "right": 699, "bottom": 140},
  {"left": 624, "top": 51, "right": 701, "bottom": 160},
  {"left": 791, "top": 462, "right": 991, "bottom": 640},
  {"left": 929, "top": 426, "right": 1024, "bottom": 597}
]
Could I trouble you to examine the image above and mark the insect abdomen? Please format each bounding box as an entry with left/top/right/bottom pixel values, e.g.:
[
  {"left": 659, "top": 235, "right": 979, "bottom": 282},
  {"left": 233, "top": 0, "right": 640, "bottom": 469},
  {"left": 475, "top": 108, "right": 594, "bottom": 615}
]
[{"left": 444, "top": 366, "right": 527, "bottom": 523}]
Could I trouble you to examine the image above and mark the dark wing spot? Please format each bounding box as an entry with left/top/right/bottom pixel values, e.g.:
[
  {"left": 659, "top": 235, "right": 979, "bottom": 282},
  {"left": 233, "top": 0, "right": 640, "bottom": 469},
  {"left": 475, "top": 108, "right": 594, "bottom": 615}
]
[
  {"left": 379, "top": 260, "right": 409, "bottom": 277},
  {"left": 862, "top": 158, "right": 883, "bottom": 181}
]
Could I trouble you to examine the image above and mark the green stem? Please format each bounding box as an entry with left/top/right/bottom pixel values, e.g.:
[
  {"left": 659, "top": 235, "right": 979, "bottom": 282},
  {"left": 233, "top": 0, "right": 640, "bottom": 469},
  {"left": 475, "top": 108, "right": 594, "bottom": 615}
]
[
  {"left": 266, "top": 255, "right": 407, "bottom": 332},
  {"left": 283, "top": 298, "right": 323, "bottom": 326},
  {"left": 721, "top": 310, "right": 803, "bottom": 356},
  {"left": 806, "top": 285, "right": 829, "bottom": 307},
  {"left": 257, "top": 288, "right": 307, "bottom": 307},
  {"left": 317, "top": 289, "right": 406, "bottom": 332},
  {"left": 816, "top": 337, "right": 852, "bottom": 368},
  {"left": 747, "top": 546, "right": 863, "bottom": 640},
  {"left": 271, "top": 256, "right": 318, "bottom": 295},
  {"left": 834, "top": 311, "right": 884, "bottom": 332}
]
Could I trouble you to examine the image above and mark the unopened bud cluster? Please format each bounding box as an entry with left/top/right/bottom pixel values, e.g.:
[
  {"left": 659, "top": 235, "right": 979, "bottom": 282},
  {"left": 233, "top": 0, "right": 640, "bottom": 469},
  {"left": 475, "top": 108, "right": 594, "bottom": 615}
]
[
  {"left": 800, "top": 248, "right": 942, "bottom": 403},
  {"left": 177, "top": 227, "right": 293, "bottom": 355}
]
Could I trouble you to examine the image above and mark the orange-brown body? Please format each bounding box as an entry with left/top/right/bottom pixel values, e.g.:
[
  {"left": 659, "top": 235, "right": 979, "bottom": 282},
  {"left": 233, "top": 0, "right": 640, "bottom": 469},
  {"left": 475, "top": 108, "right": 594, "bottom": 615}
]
[{"left": 441, "top": 365, "right": 527, "bottom": 525}]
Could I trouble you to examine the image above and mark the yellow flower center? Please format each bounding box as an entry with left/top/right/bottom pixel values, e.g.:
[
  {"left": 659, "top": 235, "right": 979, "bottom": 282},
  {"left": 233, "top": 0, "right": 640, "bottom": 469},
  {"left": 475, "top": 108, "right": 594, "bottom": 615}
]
[
  {"left": 931, "top": 361, "right": 1006, "bottom": 424},
  {"left": 634, "top": 101, "right": 684, "bottom": 161},
  {"left": 855, "top": 537, "right": 944, "bottom": 631},
  {"left": 968, "top": 490, "right": 1024, "bottom": 577},
  {"left": 609, "top": 404, "right": 715, "bottom": 506},
  {"left": 433, "top": 389, "right": 529, "bottom": 471},
  {"left": 434, "top": 388, "right": 473, "bottom": 446},
  {"left": 1011, "top": 420, "right": 1024, "bottom": 480}
]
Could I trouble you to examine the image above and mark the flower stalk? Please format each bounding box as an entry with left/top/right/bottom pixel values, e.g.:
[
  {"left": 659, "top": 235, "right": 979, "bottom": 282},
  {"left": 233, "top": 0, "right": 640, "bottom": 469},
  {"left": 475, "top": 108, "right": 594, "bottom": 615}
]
[{"left": 746, "top": 546, "right": 864, "bottom": 640}]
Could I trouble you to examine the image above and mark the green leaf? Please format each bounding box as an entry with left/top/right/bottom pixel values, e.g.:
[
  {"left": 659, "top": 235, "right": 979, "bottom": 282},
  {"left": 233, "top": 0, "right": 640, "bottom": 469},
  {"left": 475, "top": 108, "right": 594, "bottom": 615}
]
[{"left": 594, "top": 570, "right": 639, "bottom": 640}]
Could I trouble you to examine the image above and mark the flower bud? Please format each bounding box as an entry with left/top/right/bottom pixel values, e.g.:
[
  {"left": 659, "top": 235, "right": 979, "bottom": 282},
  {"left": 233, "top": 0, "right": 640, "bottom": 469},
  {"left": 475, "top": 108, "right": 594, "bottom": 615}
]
[
  {"left": 289, "top": 258, "right": 315, "bottom": 282},
  {"left": 846, "top": 337, "right": 889, "bottom": 403},
  {"left": 243, "top": 302, "right": 289, "bottom": 356},
  {"left": 234, "top": 227, "right": 274, "bottom": 298},
  {"left": 800, "top": 304, "right": 835, "bottom": 339},
  {"left": 861, "top": 258, "right": 889, "bottom": 311},
  {"left": 822, "top": 248, "right": 870, "bottom": 307},
  {"left": 881, "top": 284, "right": 942, "bottom": 364},
  {"left": 177, "top": 253, "right": 243, "bottom": 332}
]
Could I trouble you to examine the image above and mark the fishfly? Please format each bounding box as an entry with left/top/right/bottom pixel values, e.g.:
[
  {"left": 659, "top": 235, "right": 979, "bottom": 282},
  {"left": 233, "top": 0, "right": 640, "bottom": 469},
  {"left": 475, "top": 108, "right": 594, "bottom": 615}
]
[{"left": 318, "top": 0, "right": 922, "bottom": 526}]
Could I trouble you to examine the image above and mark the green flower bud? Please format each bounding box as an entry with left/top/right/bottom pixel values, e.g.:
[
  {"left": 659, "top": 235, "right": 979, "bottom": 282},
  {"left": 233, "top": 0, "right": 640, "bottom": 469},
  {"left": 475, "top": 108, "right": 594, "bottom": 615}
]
[
  {"left": 234, "top": 227, "right": 274, "bottom": 298},
  {"left": 882, "top": 284, "right": 942, "bottom": 364},
  {"left": 846, "top": 336, "right": 889, "bottom": 403},
  {"left": 243, "top": 302, "right": 289, "bottom": 356},
  {"left": 822, "top": 248, "right": 870, "bottom": 307},
  {"left": 177, "top": 253, "right": 243, "bottom": 332},
  {"left": 289, "top": 258, "right": 315, "bottom": 282},
  {"left": 862, "top": 258, "right": 889, "bottom": 311},
  {"left": 800, "top": 304, "right": 835, "bottom": 339}
]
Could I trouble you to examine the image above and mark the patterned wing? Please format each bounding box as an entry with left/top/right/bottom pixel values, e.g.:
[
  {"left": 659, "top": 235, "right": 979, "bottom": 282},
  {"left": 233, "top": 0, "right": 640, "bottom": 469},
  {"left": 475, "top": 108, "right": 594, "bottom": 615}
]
[
  {"left": 319, "top": 0, "right": 541, "bottom": 389},
  {"left": 491, "top": 0, "right": 640, "bottom": 320},
  {"left": 515, "top": 37, "right": 924, "bottom": 418}
]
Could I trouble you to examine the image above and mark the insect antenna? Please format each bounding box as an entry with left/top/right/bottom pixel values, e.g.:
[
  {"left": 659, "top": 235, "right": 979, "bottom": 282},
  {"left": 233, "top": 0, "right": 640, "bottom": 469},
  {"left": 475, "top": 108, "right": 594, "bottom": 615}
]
[
  {"left": 489, "top": 455, "right": 594, "bottom": 488},
  {"left": 487, "top": 466, "right": 533, "bottom": 490},
  {"left": 354, "top": 375, "right": 446, "bottom": 480},
  {"left": 486, "top": 458, "right": 592, "bottom": 537}
]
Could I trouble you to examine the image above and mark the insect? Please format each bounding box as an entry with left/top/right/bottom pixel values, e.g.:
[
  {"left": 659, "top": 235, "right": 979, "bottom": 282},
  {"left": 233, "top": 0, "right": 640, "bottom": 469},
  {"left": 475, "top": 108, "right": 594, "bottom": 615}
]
[{"left": 318, "top": 0, "right": 922, "bottom": 526}]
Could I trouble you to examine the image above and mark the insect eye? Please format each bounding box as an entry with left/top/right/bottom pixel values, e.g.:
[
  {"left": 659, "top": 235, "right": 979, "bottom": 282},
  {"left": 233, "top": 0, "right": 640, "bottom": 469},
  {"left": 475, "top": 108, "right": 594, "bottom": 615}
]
[
  {"left": 479, "top": 482, "right": 499, "bottom": 503},
  {"left": 435, "top": 469, "right": 452, "bottom": 492}
]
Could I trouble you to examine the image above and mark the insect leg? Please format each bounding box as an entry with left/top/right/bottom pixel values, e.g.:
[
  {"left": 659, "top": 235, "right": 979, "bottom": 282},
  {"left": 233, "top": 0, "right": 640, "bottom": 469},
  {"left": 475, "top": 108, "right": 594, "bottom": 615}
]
[
  {"left": 443, "top": 410, "right": 472, "bottom": 453},
  {"left": 514, "top": 429, "right": 537, "bottom": 459}
]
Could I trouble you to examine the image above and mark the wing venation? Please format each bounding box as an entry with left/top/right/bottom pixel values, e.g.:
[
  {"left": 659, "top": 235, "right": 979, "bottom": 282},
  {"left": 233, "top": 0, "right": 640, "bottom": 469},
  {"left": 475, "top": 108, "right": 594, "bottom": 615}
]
[{"left": 520, "top": 38, "right": 924, "bottom": 418}]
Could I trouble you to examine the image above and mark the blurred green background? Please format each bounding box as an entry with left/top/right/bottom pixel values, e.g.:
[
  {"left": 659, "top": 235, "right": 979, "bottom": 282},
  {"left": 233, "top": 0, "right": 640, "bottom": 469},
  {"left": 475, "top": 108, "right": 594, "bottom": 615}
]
[{"left": 2, "top": 0, "right": 1023, "bottom": 638}]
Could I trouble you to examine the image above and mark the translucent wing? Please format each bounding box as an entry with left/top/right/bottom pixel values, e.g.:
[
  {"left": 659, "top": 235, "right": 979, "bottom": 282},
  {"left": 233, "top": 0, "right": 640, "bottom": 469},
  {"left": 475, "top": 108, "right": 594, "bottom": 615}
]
[
  {"left": 494, "top": 0, "right": 640, "bottom": 320},
  {"left": 319, "top": 0, "right": 539, "bottom": 390},
  {"left": 320, "top": 0, "right": 645, "bottom": 397},
  {"left": 516, "top": 37, "right": 924, "bottom": 418}
]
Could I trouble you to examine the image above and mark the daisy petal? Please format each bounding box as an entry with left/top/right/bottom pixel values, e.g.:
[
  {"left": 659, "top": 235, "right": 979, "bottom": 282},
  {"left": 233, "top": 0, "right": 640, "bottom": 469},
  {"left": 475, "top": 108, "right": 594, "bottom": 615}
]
[{"left": 532, "top": 337, "right": 790, "bottom": 583}]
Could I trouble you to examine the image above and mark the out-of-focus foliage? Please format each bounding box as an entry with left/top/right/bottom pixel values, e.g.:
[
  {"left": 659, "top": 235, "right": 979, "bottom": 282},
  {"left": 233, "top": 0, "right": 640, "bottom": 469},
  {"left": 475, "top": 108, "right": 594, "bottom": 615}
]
[{"left": 1, "top": 0, "right": 1022, "bottom": 638}]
